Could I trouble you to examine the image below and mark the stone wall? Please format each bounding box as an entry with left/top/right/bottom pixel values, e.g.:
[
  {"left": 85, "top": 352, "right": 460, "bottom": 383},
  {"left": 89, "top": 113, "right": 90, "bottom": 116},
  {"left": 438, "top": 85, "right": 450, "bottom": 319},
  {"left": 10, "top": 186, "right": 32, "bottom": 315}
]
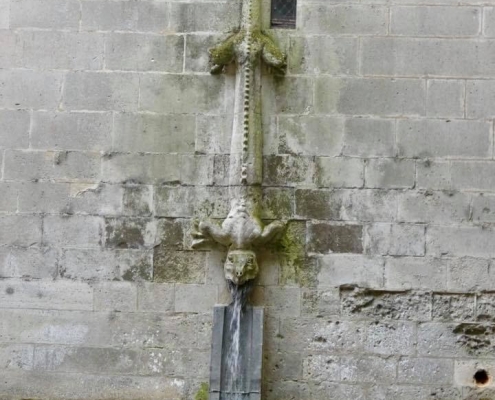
[{"left": 1, "top": 0, "right": 495, "bottom": 398}]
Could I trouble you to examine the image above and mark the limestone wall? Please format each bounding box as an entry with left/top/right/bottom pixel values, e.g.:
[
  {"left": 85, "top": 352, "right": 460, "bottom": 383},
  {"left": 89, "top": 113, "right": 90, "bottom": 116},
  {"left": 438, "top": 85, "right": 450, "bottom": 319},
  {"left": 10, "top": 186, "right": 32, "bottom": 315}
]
[{"left": 1, "top": 0, "right": 495, "bottom": 398}]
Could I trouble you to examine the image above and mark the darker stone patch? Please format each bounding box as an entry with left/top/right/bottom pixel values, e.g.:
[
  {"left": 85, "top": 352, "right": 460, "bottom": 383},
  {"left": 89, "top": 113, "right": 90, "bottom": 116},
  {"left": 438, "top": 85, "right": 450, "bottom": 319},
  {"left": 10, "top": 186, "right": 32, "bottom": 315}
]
[
  {"left": 453, "top": 323, "right": 495, "bottom": 356},
  {"left": 105, "top": 218, "right": 151, "bottom": 249},
  {"left": 307, "top": 222, "right": 363, "bottom": 254},
  {"left": 341, "top": 286, "right": 431, "bottom": 321},
  {"left": 123, "top": 186, "right": 152, "bottom": 216},
  {"left": 476, "top": 294, "right": 495, "bottom": 323},
  {"left": 295, "top": 189, "right": 341, "bottom": 220},
  {"left": 432, "top": 293, "right": 475, "bottom": 322},
  {"left": 261, "top": 188, "right": 294, "bottom": 219},
  {"left": 122, "top": 258, "right": 152, "bottom": 282},
  {"left": 153, "top": 250, "right": 206, "bottom": 284},
  {"left": 5, "top": 287, "right": 14, "bottom": 295},
  {"left": 262, "top": 155, "right": 312, "bottom": 186}
]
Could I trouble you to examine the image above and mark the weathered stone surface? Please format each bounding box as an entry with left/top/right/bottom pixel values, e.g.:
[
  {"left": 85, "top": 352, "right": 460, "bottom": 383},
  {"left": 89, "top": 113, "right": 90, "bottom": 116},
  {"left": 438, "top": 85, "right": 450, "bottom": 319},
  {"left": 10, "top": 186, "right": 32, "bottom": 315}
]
[{"left": 307, "top": 222, "right": 363, "bottom": 254}]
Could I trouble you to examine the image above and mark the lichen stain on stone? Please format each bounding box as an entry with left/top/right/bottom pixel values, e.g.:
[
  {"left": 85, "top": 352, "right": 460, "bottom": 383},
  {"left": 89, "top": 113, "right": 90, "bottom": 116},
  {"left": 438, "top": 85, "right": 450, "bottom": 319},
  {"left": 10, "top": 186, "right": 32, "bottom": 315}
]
[
  {"left": 453, "top": 323, "right": 495, "bottom": 356},
  {"left": 195, "top": 382, "right": 209, "bottom": 400},
  {"left": 122, "top": 259, "right": 152, "bottom": 282}
]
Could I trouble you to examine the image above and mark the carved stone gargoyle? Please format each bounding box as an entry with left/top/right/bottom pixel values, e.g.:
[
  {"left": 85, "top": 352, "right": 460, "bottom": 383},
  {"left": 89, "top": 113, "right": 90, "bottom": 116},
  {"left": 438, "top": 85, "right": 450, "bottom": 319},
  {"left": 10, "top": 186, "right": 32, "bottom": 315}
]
[
  {"left": 191, "top": 0, "right": 287, "bottom": 288},
  {"left": 192, "top": 197, "right": 285, "bottom": 286}
]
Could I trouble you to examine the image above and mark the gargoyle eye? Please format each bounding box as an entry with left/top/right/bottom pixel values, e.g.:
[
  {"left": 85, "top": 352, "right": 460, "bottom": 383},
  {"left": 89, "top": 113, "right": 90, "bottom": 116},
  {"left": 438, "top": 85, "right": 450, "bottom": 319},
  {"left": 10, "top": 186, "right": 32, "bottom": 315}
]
[{"left": 228, "top": 256, "right": 234, "bottom": 262}]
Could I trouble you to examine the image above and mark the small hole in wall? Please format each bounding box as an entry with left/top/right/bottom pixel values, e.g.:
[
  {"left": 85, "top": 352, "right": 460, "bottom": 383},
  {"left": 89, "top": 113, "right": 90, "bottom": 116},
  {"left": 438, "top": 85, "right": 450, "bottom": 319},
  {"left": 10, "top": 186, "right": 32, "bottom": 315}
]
[{"left": 474, "top": 369, "right": 490, "bottom": 386}]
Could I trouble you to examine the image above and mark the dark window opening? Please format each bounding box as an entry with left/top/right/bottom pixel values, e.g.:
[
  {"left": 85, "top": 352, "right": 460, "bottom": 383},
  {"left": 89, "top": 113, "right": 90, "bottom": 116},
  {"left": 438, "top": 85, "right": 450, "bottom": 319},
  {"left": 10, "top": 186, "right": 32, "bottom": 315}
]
[{"left": 271, "top": 0, "right": 296, "bottom": 29}]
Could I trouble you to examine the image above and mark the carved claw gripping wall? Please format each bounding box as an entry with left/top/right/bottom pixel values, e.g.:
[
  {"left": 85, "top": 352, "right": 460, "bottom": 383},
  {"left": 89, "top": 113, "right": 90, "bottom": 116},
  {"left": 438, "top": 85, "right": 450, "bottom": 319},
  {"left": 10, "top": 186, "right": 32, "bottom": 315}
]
[{"left": 192, "top": 0, "right": 287, "bottom": 288}]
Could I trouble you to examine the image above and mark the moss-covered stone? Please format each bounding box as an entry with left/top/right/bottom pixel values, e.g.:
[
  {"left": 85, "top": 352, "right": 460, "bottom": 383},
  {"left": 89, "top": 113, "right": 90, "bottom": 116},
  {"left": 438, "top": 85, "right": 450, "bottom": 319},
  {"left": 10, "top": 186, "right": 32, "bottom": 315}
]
[
  {"left": 195, "top": 382, "right": 209, "bottom": 400},
  {"left": 153, "top": 250, "right": 207, "bottom": 284}
]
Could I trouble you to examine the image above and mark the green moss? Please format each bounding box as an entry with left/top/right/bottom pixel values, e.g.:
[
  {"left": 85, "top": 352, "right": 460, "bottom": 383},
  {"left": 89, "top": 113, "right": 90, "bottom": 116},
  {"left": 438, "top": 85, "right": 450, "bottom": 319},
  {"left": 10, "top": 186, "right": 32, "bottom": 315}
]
[
  {"left": 209, "top": 30, "right": 245, "bottom": 66},
  {"left": 195, "top": 382, "right": 209, "bottom": 400}
]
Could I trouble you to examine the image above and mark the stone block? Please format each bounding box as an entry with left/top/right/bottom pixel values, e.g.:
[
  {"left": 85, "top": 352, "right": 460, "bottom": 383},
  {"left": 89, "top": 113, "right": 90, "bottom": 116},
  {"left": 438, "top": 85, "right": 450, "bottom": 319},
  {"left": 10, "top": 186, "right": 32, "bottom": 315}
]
[
  {"left": 4, "top": 150, "right": 101, "bottom": 182},
  {"left": 278, "top": 116, "right": 344, "bottom": 157},
  {"left": 114, "top": 113, "right": 195, "bottom": 154},
  {"left": 12, "top": 182, "right": 70, "bottom": 214},
  {"left": 105, "top": 217, "right": 156, "bottom": 249},
  {"left": 467, "top": 80, "right": 495, "bottom": 118},
  {"left": 60, "top": 249, "right": 152, "bottom": 281},
  {"left": 308, "top": 222, "right": 363, "bottom": 254},
  {"left": 264, "top": 351, "right": 303, "bottom": 381},
  {"left": 0, "top": 70, "right": 64, "bottom": 110},
  {"left": 417, "top": 160, "right": 452, "bottom": 190},
  {"left": 43, "top": 216, "right": 103, "bottom": 248},
  {"left": 369, "top": 385, "right": 462, "bottom": 400},
  {"left": 0, "top": 344, "right": 34, "bottom": 371},
  {"left": 317, "top": 254, "right": 384, "bottom": 288},
  {"left": 476, "top": 294, "right": 495, "bottom": 323},
  {"left": 139, "top": 348, "right": 209, "bottom": 378},
  {"left": 428, "top": 226, "right": 495, "bottom": 258},
  {"left": 398, "top": 119, "right": 491, "bottom": 159},
  {"left": 0, "top": 110, "right": 30, "bottom": 149},
  {"left": 174, "top": 284, "right": 217, "bottom": 313},
  {"left": 169, "top": 2, "right": 240, "bottom": 33},
  {"left": 455, "top": 359, "right": 495, "bottom": 387},
  {"left": 398, "top": 191, "right": 470, "bottom": 224},
  {"left": 261, "top": 187, "right": 294, "bottom": 219},
  {"left": 485, "top": 7, "right": 495, "bottom": 37},
  {"left": 427, "top": 80, "right": 465, "bottom": 118},
  {"left": 299, "top": 4, "right": 387, "bottom": 35},
  {"left": 391, "top": 6, "right": 480, "bottom": 36},
  {"left": 102, "top": 153, "right": 180, "bottom": 185},
  {"left": 264, "top": 287, "right": 301, "bottom": 317},
  {"left": 19, "top": 31, "right": 104, "bottom": 70},
  {"left": 364, "top": 320, "right": 416, "bottom": 356},
  {"left": 448, "top": 257, "right": 492, "bottom": 292},
  {"left": 342, "top": 117, "right": 396, "bottom": 158},
  {"left": 341, "top": 287, "right": 431, "bottom": 321},
  {"left": 136, "top": 1, "right": 169, "bottom": 32},
  {"left": 31, "top": 111, "right": 112, "bottom": 151},
  {"left": 69, "top": 183, "right": 123, "bottom": 216},
  {"left": 0, "top": 216, "right": 42, "bottom": 247},
  {"left": 301, "top": 287, "right": 340, "bottom": 317},
  {"left": 341, "top": 355, "right": 396, "bottom": 383},
  {"left": 365, "top": 159, "right": 415, "bottom": 189},
  {"left": 195, "top": 115, "right": 232, "bottom": 155},
  {"left": 398, "top": 358, "right": 454, "bottom": 385},
  {"left": 315, "top": 77, "right": 426, "bottom": 116},
  {"left": 385, "top": 257, "right": 448, "bottom": 291},
  {"left": 288, "top": 36, "right": 358, "bottom": 75},
  {"left": 81, "top": 0, "right": 138, "bottom": 31},
  {"left": 10, "top": 247, "right": 59, "bottom": 279},
  {"left": 432, "top": 294, "right": 475, "bottom": 322},
  {"left": 153, "top": 250, "right": 206, "bottom": 284},
  {"left": 122, "top": 185, "right": 153, "bottom": 217},
  {"left": 340, "top": 189, "right": 398, "bottom": 222},
  {"left": 184, "top": 33, "right": 222, "bottom": 73},
  {"left": 263, "top": 155, "right": 314, "bottom": 187},
  {"left": 137, "top": 283, "right": 174, "bottom": 313},
  {"left": 0, "top": 31, "right": 19, "bottom": 69},
  {"left": 64, "top": 72, "right": 139, "bottom": 112},
  {"left": 365, "top": 223, "right": 426, "bottom": 256},
  {"left": 362, "top": 38, "right": 495, "bottom": 78},
  {"left": 10, "top": 0, "right": 80, "bottom": 28},
  {"left": 295, "top": 189, "right": 341, "bottom": 220},
  {"left": 302, "top": 355, "right": 339, "bottom": 381},
  {"left": 93, "top": 282, "right": 137, "bottom": 312},
  {"left": 316, "top": 157, "right": 364, "bottom": 188},
  {"left": 139, "top": 74, "right": 225, "bottom": 114},
  {"left": 179, "top": 155, "right": 214, "bottom": 186},
  {"left": 417, "top": 322, "right": 470, "bottom": 358},
  {"left": 451, "top": 161, "right": 495, "bottom": 191},
  {"left": 261, "top": 76, "right": 314, "bottom": 115},
  {"left": 0, "top": 0, "right": 9, "bottom": 29},
  {"left": 106, "top": 33, "right": 183, "bottom": 72},
  {"left": 0, "top": 281, "right": 93, "bottom": 311}
]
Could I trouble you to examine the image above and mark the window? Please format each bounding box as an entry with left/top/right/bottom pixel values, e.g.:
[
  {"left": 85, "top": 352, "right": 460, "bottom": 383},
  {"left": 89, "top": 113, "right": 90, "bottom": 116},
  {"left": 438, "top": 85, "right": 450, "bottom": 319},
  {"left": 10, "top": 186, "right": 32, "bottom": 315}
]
[{"left": 271, "top": 0, "right": 296, "bottom": 29}]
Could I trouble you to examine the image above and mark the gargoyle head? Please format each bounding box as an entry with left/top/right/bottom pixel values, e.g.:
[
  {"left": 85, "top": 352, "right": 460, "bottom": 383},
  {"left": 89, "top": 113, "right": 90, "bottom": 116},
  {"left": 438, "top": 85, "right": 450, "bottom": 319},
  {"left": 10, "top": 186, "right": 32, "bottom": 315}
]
[{"left": 224, "top": 249, "right": 259, "bottom": 286}]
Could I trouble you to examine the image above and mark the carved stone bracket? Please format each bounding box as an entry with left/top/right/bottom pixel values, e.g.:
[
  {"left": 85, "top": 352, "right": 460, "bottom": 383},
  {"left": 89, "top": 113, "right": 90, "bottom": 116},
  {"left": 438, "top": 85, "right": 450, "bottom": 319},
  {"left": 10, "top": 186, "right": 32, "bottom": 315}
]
[{"left": 191, "top": 0, "right": 287, "bottom": 287}]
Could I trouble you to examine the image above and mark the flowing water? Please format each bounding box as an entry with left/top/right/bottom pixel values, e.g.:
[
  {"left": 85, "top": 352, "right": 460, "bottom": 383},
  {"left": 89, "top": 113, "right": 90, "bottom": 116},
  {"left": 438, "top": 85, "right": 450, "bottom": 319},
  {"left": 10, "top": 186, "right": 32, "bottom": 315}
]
[{"left": 225, "top": 281, "right": 251, "bottom": 400}]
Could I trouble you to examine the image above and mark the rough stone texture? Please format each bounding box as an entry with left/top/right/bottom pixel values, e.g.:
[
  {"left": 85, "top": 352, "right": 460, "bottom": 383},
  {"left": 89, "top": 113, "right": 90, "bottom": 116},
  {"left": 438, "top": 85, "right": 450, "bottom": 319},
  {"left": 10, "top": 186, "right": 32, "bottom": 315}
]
[{"left": 1, "top": 0, "right": 495, "bottom": 398}]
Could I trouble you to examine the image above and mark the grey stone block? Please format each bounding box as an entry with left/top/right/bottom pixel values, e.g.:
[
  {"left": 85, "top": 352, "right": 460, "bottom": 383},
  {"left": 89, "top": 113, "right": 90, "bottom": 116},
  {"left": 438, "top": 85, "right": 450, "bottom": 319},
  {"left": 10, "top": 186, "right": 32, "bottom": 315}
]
[
  {"left": 0, "top": 31, "right": 20, "bottom": 69},
  {"left": 428, "top": 225, "right": 495, "bottom": 257},
  {"left": 417, "top": 160, "right": 452, "bottom": 190},
  {"left": 60, "top": 248, "right": 152, "bottom": 281},
  {"left": 0, "top": 216, "right": 42, "bottom": 247},
  {"left": 139, "top": 348, "right": 209, "bottom": 378},
  {"left": 391, "top": 6, "right": 480, "bottom": 37},
  {"left": 317, "top": 254, "right": 384, "bottom": 288},
  {"left": 0, "top": 0, "right": 9, "bottom": 29},
  {"left": 0, "top": 70, "right": 64, "bottom": 110},
  {"left": 264, "top": 287, "right": 301, "bottom": 317},
  {"left": 427, "top": 80, "right": 465, "bottom": 118},
  {"left": 308, "top": 222, "right": 363, "bottom": 254},
  {"left": 139, "top": 74, "right": 225, "bottom": 114},
  {"left": 195, "top": 115, "right": 232, "bottom": 154},
  {"left": 137, "top": 283, "right": 174, "bottom": 313},
  {"left": 365, "top": 223, "right": 426, "bottom": 256},
  {"left": 81, "top": 0, "right": 138, "bottom": 31},
  {"left": 174, "top": 284, "right": 217, "bottom": 313},
  {"left": 136, "top": 1, "right": 169, "bottom": 33},
  {"left": 432, "top": 294, "right": 475, "bottom": 322},
  {"left": 342, "top": 117, "right": 396, "bottom": 158},
  {"left": 299, "top": 4, "right": 387, "bottom": 35},
  {"left": 102, "top": 153, "right": 180, "bottom": 185},
  {"left": 179, "top": 155, "right": 214, "bottom": 185},
  {"left": 31, "top": 111, "right": 112, "bottom": 151},
  {"left": 185, "top": 33, "right": 222, "bottom": 73},
  {"left": 365, "top": 321, "right": 416, "bottom": 356},
  {"left": 43, "top": 216, "right": 103, "bottom": 248},
  {"left": 467, "top": 80, "right": 495, "bottom": 118},
  {"left": 341, "top": 189, "right": 399, "bottom": 222},
  {"left": 484, "top": 7, "right": 495, "bottom": 37},
  {"left": 302, "top": 355, "right": 339, "bottom": 381},
  {"left": 366, "top": 159, "right": 415, "bottom": 189},
  {"left": 122, "top": 185, "right": 153, "bottom": 217},
  {"left": 19, "top": 31, "right": 104, "bottom": 70},
  {"left": 362, "top": 38, "right": 495, "bottom": 78},
  {"left": 447, "top": 257, "right": 492, "bottom": 292},
  {"left": 417, "top": 322, "right": 470, "bottom": 358},
  {"left": 105, "top": 217, "right": 156, "bottom": 249},
  {"left": 93, "top": 282, "right": 137, "bottom": 312},
  {"left": 341, "top": 355, "right": 397, "bottom": 383},
  {"left": 0, "top": 110, "right": 29, "bottom": 149},
  {"left": 169, "top": 2, "right": 240, "bottom": 33},
  {"left": 63, "top": 72, "right": 139, "bottom": 112},
  {"left": 398, "top": 358, "right": 454, "bottom": 385},
  {"left": 4, "top": 150, "right": 101, "bottom": 182},
  {"left": 10, "top": 0, "right": 80, "bottom": 29},
  {"left": 278, "top": 116, "right": 344, "bottom": 157},
  {"left": 106, "top": 33, "right": 184, "bottom": 72},
  {"left": 263, "top": 155, "right": 314, "bottom": 187},
  {"left": 316, "top": 77, "right": 426, "bottom": 116},
  {"left": 9, "top": 247, "right": 59, "bottom": 279},
  {"left": 398, "top": 119, "right": 491, "bottom": 159},
  {"left": 385, "top": 257, "right": 448, "bottom": 291},
  {"left": 68, "top": 183, "right": 123, "bottom": 216},
  {"left": 0, "top": 344, "right": 34, "bottom": 371},
  {"left": 316, "top": 157, "right": 364, "bottom": 188},
  {"left": 262, "top": 76, "right": 314, "bottom": 115},
  {"left": 288, "top": 36, "right": 358, "bottom": 75},
  {"left": 0, "top": 280, "right": 93, "bottom": 311},
  {"left": 451, "top": 161, "right": 495, "bottom": 191},
  {"left": 295, "top": 189, "right": 341, "bottom": 220}
]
